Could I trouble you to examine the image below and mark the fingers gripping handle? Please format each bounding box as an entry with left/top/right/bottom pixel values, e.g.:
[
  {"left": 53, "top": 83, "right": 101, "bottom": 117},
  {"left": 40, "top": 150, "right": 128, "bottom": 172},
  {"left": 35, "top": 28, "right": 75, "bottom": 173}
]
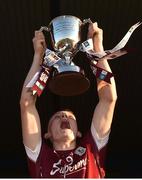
[
  {"left": 39, "top": 26, "right": 50, "bottom": 32},
  {"left": 83, "top": 18, "right": 93, "bottom": 25}
]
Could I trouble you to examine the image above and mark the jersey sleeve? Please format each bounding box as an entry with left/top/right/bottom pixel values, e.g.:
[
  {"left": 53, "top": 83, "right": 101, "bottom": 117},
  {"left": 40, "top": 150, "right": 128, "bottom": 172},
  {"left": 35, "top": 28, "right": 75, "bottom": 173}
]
[
  {"left": 91, "top": 122, "right": 110, "bottom": 150},
  {"left": 24, "top": 138, "right": 42, "bottom": 162}
]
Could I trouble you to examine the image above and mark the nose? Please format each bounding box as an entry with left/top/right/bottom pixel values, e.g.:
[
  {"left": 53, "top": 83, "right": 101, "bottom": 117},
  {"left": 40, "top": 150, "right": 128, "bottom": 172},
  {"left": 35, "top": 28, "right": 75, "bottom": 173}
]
[{"left": 61, "top": 113, "right": 68, "bottom": 119}]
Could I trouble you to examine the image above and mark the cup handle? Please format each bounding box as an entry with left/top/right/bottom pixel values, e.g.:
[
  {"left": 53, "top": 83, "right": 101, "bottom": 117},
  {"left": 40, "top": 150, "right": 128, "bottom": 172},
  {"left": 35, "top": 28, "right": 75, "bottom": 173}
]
[
  {"left": 82, "top": 18, "right": 93, "bottom": 25},
  {"left": 39, "top": 26, "right": 50, "bottom": 32}
]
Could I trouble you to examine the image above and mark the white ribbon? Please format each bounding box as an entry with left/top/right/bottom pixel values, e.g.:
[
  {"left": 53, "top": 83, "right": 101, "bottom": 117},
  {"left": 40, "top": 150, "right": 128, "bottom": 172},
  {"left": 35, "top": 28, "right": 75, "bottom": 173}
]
[
  {"left": 81, "top": 22, "right": 141, "bottom": 60},
  {"left": 110, "top": 22, "right": 141, "bottom": 53},
  {"left": 26, "top": 69, "right": 41, "bottom": 88}
]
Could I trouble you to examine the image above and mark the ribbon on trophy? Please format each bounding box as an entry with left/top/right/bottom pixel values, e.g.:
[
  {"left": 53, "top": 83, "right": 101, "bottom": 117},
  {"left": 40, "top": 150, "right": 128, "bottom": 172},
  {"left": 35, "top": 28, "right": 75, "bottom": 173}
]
[
  {"left": 80, "top": 21, "right": 141, "bottom": 82},
  {"left": 90, "top": 61, "right": 113, "bottom": 83},
  {"left": 27, "top": 21, "right": 141, "bottom": 96},
  {"left": 81, "top": 21, "right": 141, "bottom": 60},
  {"left": 26, "top": 66, "right": 51, "bottom": 96},
  {"left": 26, "top": 49, "right": 62, "bottom": 96}
]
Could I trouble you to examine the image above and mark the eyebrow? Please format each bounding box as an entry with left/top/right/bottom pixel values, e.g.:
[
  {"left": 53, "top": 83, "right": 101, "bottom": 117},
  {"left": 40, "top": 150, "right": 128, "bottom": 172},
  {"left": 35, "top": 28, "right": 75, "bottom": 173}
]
[
  {"left": 51, "top": 112, "right": 75, "bottom": 120},
  {"left": 48, "top": 113, "right": 76, "bottom": 128}
]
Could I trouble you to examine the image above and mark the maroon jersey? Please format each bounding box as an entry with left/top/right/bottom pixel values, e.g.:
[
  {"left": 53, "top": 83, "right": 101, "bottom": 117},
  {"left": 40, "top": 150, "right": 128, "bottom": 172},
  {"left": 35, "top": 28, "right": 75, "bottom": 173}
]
[{"left": 27, "top": 131, "right": 106, "bottom": 178}]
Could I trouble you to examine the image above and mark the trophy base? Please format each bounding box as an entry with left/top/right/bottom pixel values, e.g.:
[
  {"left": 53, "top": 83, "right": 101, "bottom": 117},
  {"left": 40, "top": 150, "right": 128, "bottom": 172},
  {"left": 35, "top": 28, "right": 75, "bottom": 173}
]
[{"left": 48, "top": 71, "right": 90, "bottom": 96}]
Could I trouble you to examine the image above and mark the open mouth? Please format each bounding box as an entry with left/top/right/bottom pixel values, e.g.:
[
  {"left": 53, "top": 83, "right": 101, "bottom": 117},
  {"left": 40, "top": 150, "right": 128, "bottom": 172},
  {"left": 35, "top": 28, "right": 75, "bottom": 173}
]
[{"left": 60, "top": 121, "right": 71, "bottom": 129}]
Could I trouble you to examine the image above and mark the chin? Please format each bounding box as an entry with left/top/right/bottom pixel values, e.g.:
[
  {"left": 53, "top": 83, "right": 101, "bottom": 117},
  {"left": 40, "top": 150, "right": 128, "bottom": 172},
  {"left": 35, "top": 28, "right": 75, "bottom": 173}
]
[
  {"left": 61, "top": 130, "right": 75, "bottom": 138},
  {"left": 61, "top": 129, "right": 74, "bottom": 135}
]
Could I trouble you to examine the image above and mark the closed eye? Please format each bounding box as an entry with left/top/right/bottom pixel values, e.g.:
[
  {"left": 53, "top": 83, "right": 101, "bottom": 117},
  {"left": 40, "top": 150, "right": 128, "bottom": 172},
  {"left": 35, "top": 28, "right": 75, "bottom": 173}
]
[{"left": 68, "top": 115, "right": 76, "bottom": 121}]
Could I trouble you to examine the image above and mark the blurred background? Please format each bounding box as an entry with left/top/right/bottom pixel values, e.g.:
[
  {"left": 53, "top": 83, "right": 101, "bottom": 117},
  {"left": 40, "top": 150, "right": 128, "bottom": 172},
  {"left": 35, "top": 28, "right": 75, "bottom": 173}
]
[{"left": 0, "top": 0, "right": 142, "bottom": 177}]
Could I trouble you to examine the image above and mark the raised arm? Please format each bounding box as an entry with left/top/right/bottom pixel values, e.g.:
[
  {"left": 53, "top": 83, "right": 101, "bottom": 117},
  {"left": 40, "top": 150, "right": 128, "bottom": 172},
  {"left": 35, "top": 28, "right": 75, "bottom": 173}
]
[
  {"left": 88, "top": 22, "right": 117, "bottom": 138},
  {"left": 20, "top": 31, "right": 46, "bottom": 150}
]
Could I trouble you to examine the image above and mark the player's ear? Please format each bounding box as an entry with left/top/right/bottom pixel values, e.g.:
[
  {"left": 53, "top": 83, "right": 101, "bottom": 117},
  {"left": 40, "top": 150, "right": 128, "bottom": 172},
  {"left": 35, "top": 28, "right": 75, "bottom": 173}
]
[
  {"left": 44, "top": 132, "right": 51, "bottom": 139},
  {"left": 77, "top": 131, "right": 82, "bottom": 138}
]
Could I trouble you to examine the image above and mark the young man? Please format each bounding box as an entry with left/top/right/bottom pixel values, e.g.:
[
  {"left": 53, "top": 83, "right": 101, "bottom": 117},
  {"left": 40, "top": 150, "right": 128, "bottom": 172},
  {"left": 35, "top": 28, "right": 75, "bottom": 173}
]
[{"left": 20, "top": 22, "right": 117, "bottom": 178}]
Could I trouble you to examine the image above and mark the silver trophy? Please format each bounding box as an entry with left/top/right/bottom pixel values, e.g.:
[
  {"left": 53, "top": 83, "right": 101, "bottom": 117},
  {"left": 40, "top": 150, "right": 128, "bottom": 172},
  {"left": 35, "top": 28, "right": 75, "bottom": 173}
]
[
  {"left": 30, "top": 17, "right": 141, "bottom": 97},
  {"left": 40, "top": 15, "right": 91, "bottom": 96}
]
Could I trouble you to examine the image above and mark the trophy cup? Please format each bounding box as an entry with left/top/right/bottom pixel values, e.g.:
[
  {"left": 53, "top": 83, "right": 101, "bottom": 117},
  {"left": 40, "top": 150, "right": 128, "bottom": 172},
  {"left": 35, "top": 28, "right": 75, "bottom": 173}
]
[
  {"left": 40, "top": 15, "right": 91, "bottom": 96},
  {"left": 29, "top": 16, "right": 141, "bottom": 97}
]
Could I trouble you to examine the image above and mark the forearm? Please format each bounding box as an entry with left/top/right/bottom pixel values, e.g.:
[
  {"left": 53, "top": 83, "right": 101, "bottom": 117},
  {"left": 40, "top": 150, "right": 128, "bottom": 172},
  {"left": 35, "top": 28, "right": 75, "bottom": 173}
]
[
  {"left": 20, "top": 53, "right": 43, "bottom": 106},
  {"left": 21, "top": 28, "right": 46, "bottom": 105},
  {"left": 20, "top": 53, "right": 43, "bottom": 150},
  {"left": 93, "top": 59, "right": 117, "bottom": 136},
  {"left": 92, "top": 32, "right": 117, "bottom": 102},
  {"left": 23, "top": 53, "right": 43, "bottom": 88},
  {"left": 96, "top": 60, "right": 117, "bottom": 102}
]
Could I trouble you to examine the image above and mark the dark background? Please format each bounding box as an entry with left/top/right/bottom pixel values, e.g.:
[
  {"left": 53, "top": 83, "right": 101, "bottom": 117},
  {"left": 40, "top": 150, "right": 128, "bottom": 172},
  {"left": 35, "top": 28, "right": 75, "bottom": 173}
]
[{"left": 0, "top": 0, "right": 142, "bottom": 178}]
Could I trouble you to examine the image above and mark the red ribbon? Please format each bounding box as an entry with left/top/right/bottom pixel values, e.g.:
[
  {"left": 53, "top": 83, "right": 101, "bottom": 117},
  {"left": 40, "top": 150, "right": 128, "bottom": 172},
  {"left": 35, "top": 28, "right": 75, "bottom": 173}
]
[
  {"left": 32, "top": 67, "right": 51, "bottom": 96},
  {"left": 90, "top": 62, "right": 113, "bottom": 83}
]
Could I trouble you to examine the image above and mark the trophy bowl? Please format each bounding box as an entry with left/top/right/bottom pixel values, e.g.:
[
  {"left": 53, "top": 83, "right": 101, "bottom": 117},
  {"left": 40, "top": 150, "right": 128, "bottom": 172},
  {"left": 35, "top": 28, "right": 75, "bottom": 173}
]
[{"left": 49, "top": 15, "right": 82, "bottom": 53}]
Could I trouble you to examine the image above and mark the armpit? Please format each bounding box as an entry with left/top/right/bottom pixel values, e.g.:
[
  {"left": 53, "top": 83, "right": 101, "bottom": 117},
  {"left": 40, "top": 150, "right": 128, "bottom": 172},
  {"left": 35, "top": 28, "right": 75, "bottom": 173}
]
[
  {"left": 91, "top": 123, "right": 110, "bottom": 150},
  {"left": 24, "top": 139, "right": 42, "bottom": 162}
]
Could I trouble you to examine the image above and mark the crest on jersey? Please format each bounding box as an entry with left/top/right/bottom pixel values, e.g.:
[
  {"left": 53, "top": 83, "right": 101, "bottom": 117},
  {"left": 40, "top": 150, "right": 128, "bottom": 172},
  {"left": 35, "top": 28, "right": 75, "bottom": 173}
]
[{"left": 74, "top": 146, "right": 86, "bottom": 156}]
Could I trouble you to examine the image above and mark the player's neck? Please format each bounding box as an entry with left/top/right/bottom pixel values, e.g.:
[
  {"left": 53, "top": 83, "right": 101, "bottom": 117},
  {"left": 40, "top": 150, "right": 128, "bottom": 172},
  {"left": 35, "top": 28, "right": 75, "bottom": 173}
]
[{"left": 53, "top": 140, "right": 76, "bottom": 151}]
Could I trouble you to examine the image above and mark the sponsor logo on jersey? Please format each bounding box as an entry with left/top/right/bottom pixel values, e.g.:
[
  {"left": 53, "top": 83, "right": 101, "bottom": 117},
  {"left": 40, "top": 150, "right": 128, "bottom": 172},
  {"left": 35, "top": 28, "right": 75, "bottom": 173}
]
[
  {"left": 74, "top": 146, "right": 86, "bottom": 156},
  {"left": 50, "top": 154, "right": 87, "bottom": 176}
]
